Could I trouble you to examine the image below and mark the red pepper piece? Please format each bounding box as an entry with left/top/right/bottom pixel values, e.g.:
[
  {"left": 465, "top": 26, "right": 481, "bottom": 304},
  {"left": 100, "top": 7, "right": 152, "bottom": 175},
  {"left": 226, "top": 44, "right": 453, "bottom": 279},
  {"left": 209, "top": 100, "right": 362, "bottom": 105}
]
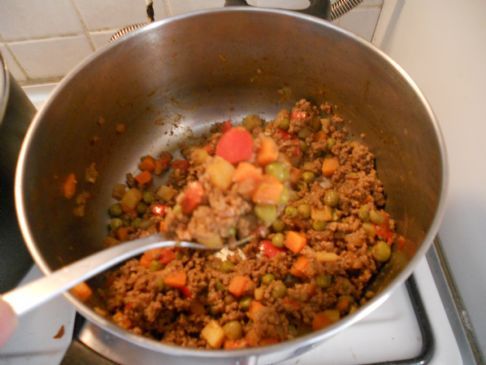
[{"left": 261, "top": 240, "right": 284, "bottom": 259}]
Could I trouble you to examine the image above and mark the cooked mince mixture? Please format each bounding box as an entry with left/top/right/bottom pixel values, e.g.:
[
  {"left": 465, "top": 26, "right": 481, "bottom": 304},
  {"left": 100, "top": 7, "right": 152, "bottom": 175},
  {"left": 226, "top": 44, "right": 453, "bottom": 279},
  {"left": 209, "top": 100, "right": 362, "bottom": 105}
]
[{"left": 96, "top": 99, "right": 407, "bottom": 350}]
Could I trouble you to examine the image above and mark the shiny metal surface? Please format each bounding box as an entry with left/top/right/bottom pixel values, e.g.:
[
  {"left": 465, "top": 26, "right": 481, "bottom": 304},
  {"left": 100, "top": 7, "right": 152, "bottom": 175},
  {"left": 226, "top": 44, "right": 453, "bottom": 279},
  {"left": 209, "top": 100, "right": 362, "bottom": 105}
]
[
  {"left": 3, "top": 235, "right": 249, "bottom": 316},
  {"left": 0, "top": 55, "right": 35, "bottom": 292},
  {"left": 15, "top": 7, "right": 448, "bottom": 364}
]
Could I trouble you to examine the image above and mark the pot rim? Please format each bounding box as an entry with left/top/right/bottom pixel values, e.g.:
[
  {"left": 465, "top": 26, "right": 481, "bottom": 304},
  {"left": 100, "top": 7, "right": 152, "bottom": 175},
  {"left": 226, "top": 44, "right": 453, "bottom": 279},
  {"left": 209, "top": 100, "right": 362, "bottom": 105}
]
[
  {"left": 14, "top": 6, "right": 449, "bottom": 359},
  {"left": 0, "top": 53, "right": 10, "bottom": 125}
]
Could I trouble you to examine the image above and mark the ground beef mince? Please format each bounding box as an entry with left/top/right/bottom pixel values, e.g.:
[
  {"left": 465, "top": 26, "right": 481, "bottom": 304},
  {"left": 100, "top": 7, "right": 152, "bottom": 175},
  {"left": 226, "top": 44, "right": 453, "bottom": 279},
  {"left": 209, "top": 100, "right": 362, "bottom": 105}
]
[{"left": 99, "top": 99, "right": 407, "bottom": 349}]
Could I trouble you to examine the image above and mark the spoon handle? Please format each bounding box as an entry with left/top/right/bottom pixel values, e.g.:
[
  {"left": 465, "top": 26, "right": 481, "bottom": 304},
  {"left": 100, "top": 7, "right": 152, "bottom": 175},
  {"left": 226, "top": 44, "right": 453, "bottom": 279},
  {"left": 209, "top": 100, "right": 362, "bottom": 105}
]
[{"left": 2, "top": 235, "right": 206, "bottom": 316}]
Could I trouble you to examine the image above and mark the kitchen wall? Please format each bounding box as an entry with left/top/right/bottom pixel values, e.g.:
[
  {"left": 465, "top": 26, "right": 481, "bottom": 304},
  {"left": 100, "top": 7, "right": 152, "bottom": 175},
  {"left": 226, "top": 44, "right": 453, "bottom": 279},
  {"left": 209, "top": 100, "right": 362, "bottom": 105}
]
[{"left": 0, "top": 0, "right": 383, "bottom": 85}]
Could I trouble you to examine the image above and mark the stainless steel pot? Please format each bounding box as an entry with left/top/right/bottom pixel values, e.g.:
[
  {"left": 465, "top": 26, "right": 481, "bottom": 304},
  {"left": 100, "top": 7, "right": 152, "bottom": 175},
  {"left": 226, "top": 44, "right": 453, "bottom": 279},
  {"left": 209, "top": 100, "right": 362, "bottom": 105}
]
[
  {"left": 15, "top": 7, "right": 447, "bottom": 365},
  {"left": 0, "top": 55, "right": 35, "bottom": 292}
]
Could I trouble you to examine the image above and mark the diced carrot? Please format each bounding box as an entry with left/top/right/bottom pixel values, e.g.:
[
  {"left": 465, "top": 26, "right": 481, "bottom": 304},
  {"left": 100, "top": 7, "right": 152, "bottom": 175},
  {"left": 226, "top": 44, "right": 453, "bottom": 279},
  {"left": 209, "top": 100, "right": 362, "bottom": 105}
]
[
  {"left": 216, "top": 127, "right": 254, "bottom": 164},
  {"left": 228, "top": 275, "right": 252, "bottom": 298},
  {"left": 248, "top": 300, "right": 265, "bottom": 321},
  {"left": 181, "top": 181, "right": 204, "bottom": 214},
  {"left": 290, "top": 256, "right": 311, "bottom": 278},
  {"left": 252, "top": 175, "right": 283, "bottom": 205},
  {"left": 62, "top": 173, "right": 77, "bottom": 199},
  {"left": 233, "top": 162, "right": 263, "bottom": 196},
  {"left": 71, "top": 282, "right": 92, "bottom": 302},
  {"left": 260, "top": 338, "right": 279, "bottom": 346},
  {"left": 322, "top": 157, "right": 339, "bottom": 177},
  {"left": 171, "top": 159, "right": 189, "bottom": 171},
  {"left": 138, "top": 155, "right": 156, "bottom": 172},
  {"left": 164, "top": 271, "right": 187, "bottom": 288},
  {"left": 284, "top": 231, "right": 307, "bottom": 254},
  {"left": 282, "top": 298, "right": 301, "bottom": 311},
  {"left": 221, "top": 120, "right": 233, "bottom": 133},
  {"left": 312, "top": 312, "right": 332, "bottom": 331},
  {"left": 116, "top": 226, "right": 130, "bottom": 241},
  {"left": 224, "top": 338, "right": 248, "bottom": 350},
  {"left": 134, "top": 170, "right": 152, "bottom": 186},
  {"left": 158, "top": 248, "right": 176, "bottom": 264},
  {"left": 140, "top": 249, "right": 157, "bottom": 268},
  {"left": 257, "top": 136, "right": 279, "bottom": 166}
]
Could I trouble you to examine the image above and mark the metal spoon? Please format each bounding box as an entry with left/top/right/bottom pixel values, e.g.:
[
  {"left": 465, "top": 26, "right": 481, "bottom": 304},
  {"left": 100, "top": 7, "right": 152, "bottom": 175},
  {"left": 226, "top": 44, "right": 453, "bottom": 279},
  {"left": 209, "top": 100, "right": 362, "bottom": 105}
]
[{"left": 1, "top": 234, "right": 250, "bottom": 317}]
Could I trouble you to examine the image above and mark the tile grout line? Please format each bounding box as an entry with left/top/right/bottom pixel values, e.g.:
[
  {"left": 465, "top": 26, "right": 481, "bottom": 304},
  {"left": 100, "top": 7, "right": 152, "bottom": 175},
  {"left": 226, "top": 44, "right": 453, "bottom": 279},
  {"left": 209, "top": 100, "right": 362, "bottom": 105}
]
[
  {"left": 69, "top": 0, "right": 96, "bottom": 52},
  {"left": 3, "top": 43, "right": 30, "bottom": 82}
]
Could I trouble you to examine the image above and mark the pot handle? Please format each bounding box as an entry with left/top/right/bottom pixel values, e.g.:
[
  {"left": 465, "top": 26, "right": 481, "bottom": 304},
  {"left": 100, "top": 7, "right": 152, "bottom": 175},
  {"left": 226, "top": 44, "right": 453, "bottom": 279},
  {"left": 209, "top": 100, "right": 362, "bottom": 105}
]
[{"left": 224, "top": 0, "right": 363, "bottom": 21}]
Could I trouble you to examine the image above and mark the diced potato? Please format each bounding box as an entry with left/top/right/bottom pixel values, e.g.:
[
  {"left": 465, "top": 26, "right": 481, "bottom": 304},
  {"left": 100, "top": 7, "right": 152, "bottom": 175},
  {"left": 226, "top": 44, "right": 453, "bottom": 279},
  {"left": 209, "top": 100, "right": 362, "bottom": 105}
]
[
  {"left": 195, "top": 231, "right": 223, "bottom": 248},
  {"left": 207, "top": 156, "right": 235, "bottom": 190},
  {"left": 311, "top": 206, "right": 333, "bottom": 221},
  {"left": 121, "top": 188, "right": 142, "bottom": 210},
  {"left": 201, "top": 320, "right": 225, "bottom": 348},
  {"left": 315, "top": 251, "right": 339, "bottom": 263},
  {"left": 71, "top": 282, "right": 93, "bottom": 302},
  {"left": 157, "top": 185, "right": 178, "bottom": 202}
]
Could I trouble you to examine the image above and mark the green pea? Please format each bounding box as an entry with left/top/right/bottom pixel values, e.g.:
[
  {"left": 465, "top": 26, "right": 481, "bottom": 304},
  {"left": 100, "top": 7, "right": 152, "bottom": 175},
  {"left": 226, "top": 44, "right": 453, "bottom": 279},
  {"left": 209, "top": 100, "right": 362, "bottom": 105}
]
[
  {"left": 149, "top": 260, "right": 162, "bottom": 272},
  {"left": 285, "top": 205, "right": 298, "bottom": 218},
  {"left": 136, "top": 202, "right": 147, "bottom": 215},
  {"left": 300, "top": 140, "right": 308, "bottom": 152},
  {"left": 131, "top": 217, "right": 142, "bottom": 228},
  {"left": 312, "top": 220, "right": 327, "bottom": 231},
  {"left": 326, "top": 138, "right": 336, "bottom": 149},
  {"left": 298, "top": 128, "right": 312, "bottom": 139},
  {"left": 239, "top": 296, "right": 252, "bottom": 310},
  {"left": 362, "top": 222, "right": 376, "bottom": 237},
  {"left": 297, "top": 204, "right": 311, "bottom": 218},
  {"left": 272, "top": 219, "right": 285, "bottom": 232},
  {"left": 272, "top": 281, "right": 287, "bottom": 299},
  {"left": 271, "top": 233, "right": 284, "bottom": 247},
  {"left": 262, "top": 273, "right": 275, "bottom": 285},
  {"left": 220, "top": 260, "right": 235, "bottom": 273},
  {"left": 369, "top": 210, "right": 385, "bottom": 225},
  {"left": 301, "top": 171, "right": 315, "bottom": 183},
  {"left": 155, "top": 279, "right": 165, "bottom": 291},
  {"left": 228, "top": 227, "right": 236, "bottom": 236},
  {"left": 278, "top": 117, "right": 290, "bottom": 130},
  {"left": 223, "top": 321, "right": 243, "bottom": 340},
  {"left": 142, "top": 191, "right": 155, "bottom": 204},
  {"left": 372, "top": 241, "right": 391, "bottom": 262},
  {"left": 324, "top": 190, "right": 339, "bottom": 207},
  {"left": 108, "top": 203, "right": 123, "bottom": 217},
  {"left": 255, "top": 204, "right": 277, "bottom": 225},
  {"left": 110, "top": 218, "right": 123, "bottom": 230},
  {"left": 242, "top": 114, "right": 263, "bottom": 130},
  {"left": 358, "top": 205, "right": 370, "bottom": 221},
  {"left": 265, "top": 162, "right": 289, "bottom": 182},
  {"left": 311, "top": 118, "right": 322, "bottom": 131},
  {"left": 316, "top": 274, "right": 332, "bottom": 288},
  {"left": 279, "top": 186, "right": 291, "bottom": 205}
]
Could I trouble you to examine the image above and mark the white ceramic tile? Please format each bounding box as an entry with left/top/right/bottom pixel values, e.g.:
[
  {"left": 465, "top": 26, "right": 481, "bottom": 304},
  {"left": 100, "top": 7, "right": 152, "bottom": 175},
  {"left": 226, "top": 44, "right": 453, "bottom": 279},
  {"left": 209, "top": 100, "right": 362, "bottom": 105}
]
[
  {"left": 251, "top": 0, "right": 310, "bottom": 9},
  {"left": 9, "top": 36, "right": 93, "bottom": 79},
  {"left": 335, "top": 7, "right": 381, "bottom": 41},
  {"left": 0, "top": 0, "right": 84, "bottom": 41},
  {"left": 89, "top": 30, "right": 117, "bottom": 50},
  {"left": 74, "top": 0, "right": 164, "bottom": 31},
  {"left": 166, "top": 0, "right": 223, "bottom": 16},
  {"left": 0, "top": 44, "right": 27, "bottom": 82}
]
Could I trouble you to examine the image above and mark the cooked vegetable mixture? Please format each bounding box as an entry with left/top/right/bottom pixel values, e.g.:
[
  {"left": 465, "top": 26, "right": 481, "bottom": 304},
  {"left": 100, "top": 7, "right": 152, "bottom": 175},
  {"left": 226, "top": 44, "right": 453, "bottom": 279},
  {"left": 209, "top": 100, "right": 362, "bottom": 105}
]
[{"left": 96, "top": 99, "right": 409, "bottom": 349}]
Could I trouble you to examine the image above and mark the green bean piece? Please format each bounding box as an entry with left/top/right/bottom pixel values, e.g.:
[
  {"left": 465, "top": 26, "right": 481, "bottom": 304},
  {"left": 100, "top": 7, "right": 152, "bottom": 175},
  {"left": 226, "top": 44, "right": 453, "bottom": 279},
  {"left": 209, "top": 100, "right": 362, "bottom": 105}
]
[
  {"left": 324, "top": 190, "right": 339, "bottom": 207},
  {"left": 316, "top": 274, "right": 332, "bottom": 288},
  {"left": 272, "top": 281, "right": 287, "bottom": 299},
  {"left": 220, "top": 260, "right": 235, "bottom": 273},
  {"left": 265, "top": 162, "right": 289, "bottom": 182},
  {"left": 254, "top": 204, "right": 278, "bottom": 225},
  {"left": 284, "top": 205, "right": 298, "bottom": 218},
  {"left": 301, "top": 171, "right": 315, "bottom": 183},
  {"left": 358, "top": 205, "right": 370, "bottom": 221},
  {"left": 271, "top": 233, "right": 284, "bottom": 247},
  {"left": 297, "top": 204, "right": 311, "bottom": 218},
  {"left": 239, "top": 296, "right": 252, "bottom": 310},
  {"left": 272, "top": 219, "right": 285, "bottom": 232},
  {"left": 262, "top": 273, "right": 275, "bottom": 285},
  {"left": 369, "top": 210, "right": 385, "bottom": 225},
  {"left": 136, "top": 201, "right": 147, "bottom": 215},
  {"left": 312, "top": 220, "right": 327, "bottom": 231},
  {"left": 372, "top": 241, "right": 391, "bottom": 262},
  {"left": 108, "top": 203, "right": 123, "bottom": 217},
  {"left": 142, "top": 191, "right": 155, "bottom": 204},
  {"left": 110, "top": 218, "right": 123, "bottom": 230},
  {"left": 223, "top": 321, "right": 243, "bottom": 340}
]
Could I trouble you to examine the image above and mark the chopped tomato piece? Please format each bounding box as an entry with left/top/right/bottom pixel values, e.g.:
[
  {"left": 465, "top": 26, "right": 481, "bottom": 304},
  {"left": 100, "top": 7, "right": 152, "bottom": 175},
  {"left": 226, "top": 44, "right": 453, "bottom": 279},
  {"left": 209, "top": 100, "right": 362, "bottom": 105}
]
[
  {"left": 261, "top": 240, "right": 284, "bottom": 259},
  {"left": 159, "top": 248, "right": 176, "bottom": 265},
  {"left": 180, "top": 286, "right": 192, "bottom": 299},
  {"left": 181, "top": 181, "right": 204, "bottom": 214},
  {"left": 221, "top": 120, "right": 233, "bottom": 133},
  {"left": 164, "top": 271, "right": 187, "bottom": 288},
  {"left": 216, "top": 127, "right": 254, "bottom": 164},
  {"left": 171, "top": 159, "right": 189, "bottom": 171}
]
